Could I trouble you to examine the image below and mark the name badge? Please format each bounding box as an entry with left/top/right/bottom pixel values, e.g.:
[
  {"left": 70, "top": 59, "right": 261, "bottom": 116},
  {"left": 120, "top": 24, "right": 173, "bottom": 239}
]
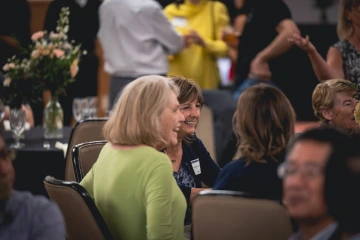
[
  {"left": 171, "top": 17, "right": 187, "bottom": 28},
  {"left": 191, "top": 158, "right": 201, "bottom": 175}
]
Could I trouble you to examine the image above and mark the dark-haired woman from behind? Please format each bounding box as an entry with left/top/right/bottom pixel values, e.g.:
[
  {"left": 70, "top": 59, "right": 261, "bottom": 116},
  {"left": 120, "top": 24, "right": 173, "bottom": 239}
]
[{"left": 213, "top": 84, "right": 296, "bottom": 199}]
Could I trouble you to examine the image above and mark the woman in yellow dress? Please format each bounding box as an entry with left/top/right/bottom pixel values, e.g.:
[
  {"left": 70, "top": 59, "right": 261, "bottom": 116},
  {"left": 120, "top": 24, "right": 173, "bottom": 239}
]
[{"left": 164, "top": 0, "right": 230, "bottom": 89}]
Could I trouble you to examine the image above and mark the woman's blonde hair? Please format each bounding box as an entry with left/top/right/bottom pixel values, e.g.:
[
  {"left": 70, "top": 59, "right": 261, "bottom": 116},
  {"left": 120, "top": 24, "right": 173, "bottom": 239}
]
[
  {"left": 103, "top": 75, "right": 179, "bottom": 148},
  {"left": 338, "top": 0, "right": 360, "bottom": 40},
  {"left": 312, "top": 78, "right": 356, "bottom": 124},
  {"left": 233, "top": 84, "right": 296, "bottom": 164}
]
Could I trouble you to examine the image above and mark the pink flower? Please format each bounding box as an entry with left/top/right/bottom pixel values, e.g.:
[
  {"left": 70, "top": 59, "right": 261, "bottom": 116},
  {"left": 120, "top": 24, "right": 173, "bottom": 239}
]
[
  {"left": 2, "top": 63, "right": 15, "bottom": 71},
  {"left": 70, "top": 59, "right": 79, "bottom": 77},
  {"left": 3, "top": 78, "right": 11, "bottom": 87},
  {"left": 31, "top": 31, "right": 45, "bottom": 41},
  {"left": 42, "top": 49, "right": 50, "bottom": 56},
  {"left": 53, "top": 49, "right": 65, "bottom": 58},
  {"left": 31, "top": 50, "right": 40, "bottom": 59},
  {"left": 2, "top": 64, "right": 9, "bottom": 71}
]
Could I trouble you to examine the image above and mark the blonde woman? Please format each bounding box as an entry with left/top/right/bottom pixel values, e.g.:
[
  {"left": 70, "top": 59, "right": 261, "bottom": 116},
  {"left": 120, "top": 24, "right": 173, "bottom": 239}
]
[
  {"left": 312, "top": 78, "right": 359, "bottom": 132},
  {"left": 288, "top": 0, "right": 360, "bottom": 84},
  {"left": 80, "top": 75, "right": 186, "bottom": 240},
  {"left": 213, "top": 84, "right": 296, "bottom": 199}
]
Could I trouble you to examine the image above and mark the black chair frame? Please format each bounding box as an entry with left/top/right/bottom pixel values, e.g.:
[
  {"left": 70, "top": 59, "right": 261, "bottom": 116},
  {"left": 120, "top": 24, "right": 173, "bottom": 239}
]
[{"left": 72, "top": 140, "right": 107, "bottom": 182}]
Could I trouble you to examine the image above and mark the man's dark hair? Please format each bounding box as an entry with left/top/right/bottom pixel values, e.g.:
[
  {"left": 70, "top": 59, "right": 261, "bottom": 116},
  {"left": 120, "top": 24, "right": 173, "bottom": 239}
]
[
  {"left": 325, "top": 135, "right": 360, "bottom": 234},
  {"left": 286, "top": 126, "right": 356, "bottom": 166},
  {"left": 286, "top": 126, "right": 360, "bottom": 233}
]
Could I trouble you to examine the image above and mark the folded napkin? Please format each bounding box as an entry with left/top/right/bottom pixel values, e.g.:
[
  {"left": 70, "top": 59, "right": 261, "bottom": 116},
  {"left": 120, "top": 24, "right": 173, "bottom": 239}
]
[
  {"left": 55, "top": 142, "right": 68, "bottom": 158},
  {"left": 3, "top": 120, "right": 30, "bottom": 131}
]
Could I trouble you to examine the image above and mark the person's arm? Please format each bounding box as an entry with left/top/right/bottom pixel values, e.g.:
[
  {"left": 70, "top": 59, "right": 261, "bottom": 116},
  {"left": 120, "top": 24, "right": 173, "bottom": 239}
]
[
  {"left": 250, "top": 19, "right": 300, "bottom": 80},
  {"left": 212, "top": 160, "right": 239, "bottom": 190},
  {"left": 195, "top": 3, "right": 230, "bottom": 58},
  {"left": 22, "top": 104, "right": 34, "bottom": 127},
  {"left": 2, "top": 105, "right": 34, "bottom": 127},
  {"left": 30, "top": 199, "right": 66, "bottom": 240},
  {"left": 150, "top": 6, "right": 187, "bottom": 54},
  {"left": 178, "top": 184, "right": 207, "bottom": 205},
  {"left": 194, "top": 138, "right": 221, "bottom": 187},
  {"left": 288, "top": 34, "right": 344, "bottom": 81},
  {"left": 145, "top": 160, "right": 178, "bottom": 240}
]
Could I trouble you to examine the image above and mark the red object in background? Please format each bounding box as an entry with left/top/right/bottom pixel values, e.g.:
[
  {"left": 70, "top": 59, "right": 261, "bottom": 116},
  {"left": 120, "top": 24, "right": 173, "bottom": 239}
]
[{"left": 229, "top": 63, "right": 235, "bottom": 82}]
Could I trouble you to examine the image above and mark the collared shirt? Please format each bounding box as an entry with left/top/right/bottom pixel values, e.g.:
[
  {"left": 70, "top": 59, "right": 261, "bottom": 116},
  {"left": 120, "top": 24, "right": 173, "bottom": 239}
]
[
  {"left": 289, "top": 222, "right": 338, "bottom": 240},
  {"left": 0, "top": 190, "right": 66, "bottom": 240},
  {"left": 98, "top": 0, "right": 184, "bottom": 77}
]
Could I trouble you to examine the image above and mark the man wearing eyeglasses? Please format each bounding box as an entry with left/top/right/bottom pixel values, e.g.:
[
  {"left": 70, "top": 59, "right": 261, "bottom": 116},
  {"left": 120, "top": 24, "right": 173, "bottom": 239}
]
[
  {"left": 279, "top": 127, "right": 354, "bottom": 240},
  {"left": 0, "top": 131, "right": 66, "bottom": 239}
]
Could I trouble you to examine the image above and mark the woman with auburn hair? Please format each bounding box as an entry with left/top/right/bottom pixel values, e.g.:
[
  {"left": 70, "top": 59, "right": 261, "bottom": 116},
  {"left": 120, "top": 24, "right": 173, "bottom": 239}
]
[
  {"left": 80, "top": 75, "right": 186, "bottom": 240},
  {"left": 213, "top": 84, "right": 296, "bottom": 199},
  {"left": 163, "top": 76, "right": 220, "bottom": 237},
  {"left": 288, "top": 0, "right": 360, "bottom": 84}
]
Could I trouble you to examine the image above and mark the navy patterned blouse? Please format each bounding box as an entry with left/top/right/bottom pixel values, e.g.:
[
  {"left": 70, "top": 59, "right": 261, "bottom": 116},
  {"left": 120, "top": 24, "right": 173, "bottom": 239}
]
[
  {"left": 173, "top": 137, "right": 221, "bottom": 225},
  {"left": 333, "top": 40, "right": 360, "bottom": 84}
]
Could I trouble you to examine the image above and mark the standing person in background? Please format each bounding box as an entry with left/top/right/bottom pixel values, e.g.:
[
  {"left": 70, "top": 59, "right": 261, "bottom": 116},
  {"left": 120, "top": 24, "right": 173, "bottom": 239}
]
[
  {"left": 44, "top": 0, "right": 101, "bottom": 125},
  {"left": 99, "top": 0, "right": 191, "bottom": 111},
  {"left": 164, "top": 0, "right": 230, "bottom": 89},
  {"left": 232, "top": 0, "right": 299, "bottom": 100},
  {"left": 289, "top": 0, "right": 360, "bottom": 85}
]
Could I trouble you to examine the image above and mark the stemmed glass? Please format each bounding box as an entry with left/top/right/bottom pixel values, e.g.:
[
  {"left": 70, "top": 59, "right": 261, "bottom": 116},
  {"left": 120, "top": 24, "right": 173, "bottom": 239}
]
[
  {"left": 84, "top": 97, "right": 98, "bottom": 119},
  {"left": 9, "top": 108, "right": 26, "bottom": 148},
  {"left": 72, "top": 98, "right": 87, "bottom": 122},
  {"left": 0, "top": 103, "right": 5, "bottom": 124},
  {"left": 72, "top": 97, "right": 98, "bottom": 122}
]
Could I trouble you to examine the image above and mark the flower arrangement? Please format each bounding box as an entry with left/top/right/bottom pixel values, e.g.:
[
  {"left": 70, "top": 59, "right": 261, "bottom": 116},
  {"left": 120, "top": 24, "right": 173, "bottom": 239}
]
[
  {"left": 0, "top": 58, "right": 37, "bottom": 109},
  {"left": 28, "top": 7, "right": 84, "bottom": 96},
  {"left": 1, "top": 7, "right": 84, "bottom": 110}
]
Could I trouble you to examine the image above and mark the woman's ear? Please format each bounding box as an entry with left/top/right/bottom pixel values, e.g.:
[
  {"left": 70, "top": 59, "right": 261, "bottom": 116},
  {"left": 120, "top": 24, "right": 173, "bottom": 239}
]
[
  {"left": 321, "top": 109, "right": 333, "bottom": 121},
  {"left": 345, "top": 9, "right": 352, "bottom": 22}
]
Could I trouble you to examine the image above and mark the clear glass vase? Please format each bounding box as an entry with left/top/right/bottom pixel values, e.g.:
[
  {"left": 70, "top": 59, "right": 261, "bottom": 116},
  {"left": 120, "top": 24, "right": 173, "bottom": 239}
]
[{"left": 44, "top": 96, "right": 63, "bottom": 139}]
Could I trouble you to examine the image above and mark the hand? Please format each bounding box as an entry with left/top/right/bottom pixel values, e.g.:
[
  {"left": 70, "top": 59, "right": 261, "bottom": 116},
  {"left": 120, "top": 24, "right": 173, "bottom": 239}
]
[
  {"left": 182, "top": 34, "right": 193, "bottom": 48},
  {"left": 189, "top": 30, "right": 205, "bottom": 47},
  {"left": 249, "top": 55, "right": 272, "bottom": 81},
  {"left": 0, "top": 35, "right": 20, "bottom": 50},
  {"left": 190, "top": 188, "right": 207, "bottom": 205},
  {"left": 288, "top": 33, "right": 316, "bottom": 54},
  {"left": 221, "top": 29, "right": 239, "bottom": 48}
]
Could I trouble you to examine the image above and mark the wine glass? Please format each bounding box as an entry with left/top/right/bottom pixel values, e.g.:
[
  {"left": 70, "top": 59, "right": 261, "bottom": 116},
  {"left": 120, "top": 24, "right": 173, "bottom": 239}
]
[
  {"left": 85, "top": 97, "right": 98, "bottom": 119},
  {"left": 0, "top": 103, "right": 5, "bottom": 124},
  {"left": 72, "top": 98, "right": 87, "bottom": 122},
  {"left": 9, "top": 109, "right": 26, "bottom": 148}
]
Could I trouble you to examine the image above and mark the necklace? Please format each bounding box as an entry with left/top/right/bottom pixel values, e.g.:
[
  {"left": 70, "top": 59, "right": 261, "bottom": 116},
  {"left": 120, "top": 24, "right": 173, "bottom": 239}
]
[{"left": 164, "top": 149, "right": 181, "bottom": 164}]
